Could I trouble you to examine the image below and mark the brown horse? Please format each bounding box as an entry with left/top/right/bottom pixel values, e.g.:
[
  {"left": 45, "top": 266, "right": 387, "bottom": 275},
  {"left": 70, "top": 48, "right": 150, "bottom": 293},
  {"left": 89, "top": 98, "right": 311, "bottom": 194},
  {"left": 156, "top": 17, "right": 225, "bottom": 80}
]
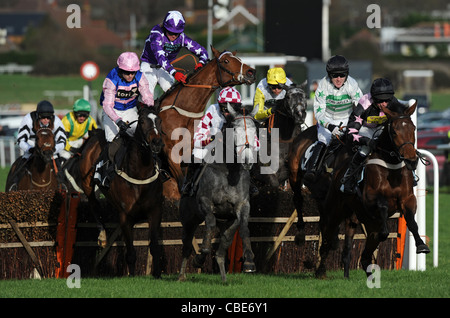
[
  {"left": 66, "top": 107, "right": 165, "bottom": 277},
  {"left": 314, "top": 100, "right": 430, "bottom": 278},
  {"left": 252, "top": 82, "right": 308, "bottom": 189},
  {"left": 6, "top": 125, "right": 59, "bottom": 191},
  {"left": 156, "top": 46, "right": 256, "bottom": 199}
]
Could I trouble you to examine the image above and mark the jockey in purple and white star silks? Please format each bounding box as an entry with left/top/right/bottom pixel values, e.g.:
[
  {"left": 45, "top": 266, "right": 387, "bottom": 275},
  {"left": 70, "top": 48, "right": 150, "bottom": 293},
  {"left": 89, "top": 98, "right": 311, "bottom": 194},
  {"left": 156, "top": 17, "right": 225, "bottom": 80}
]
[{"left": 140, "top": 10, "right": 209, "bottom": 96}]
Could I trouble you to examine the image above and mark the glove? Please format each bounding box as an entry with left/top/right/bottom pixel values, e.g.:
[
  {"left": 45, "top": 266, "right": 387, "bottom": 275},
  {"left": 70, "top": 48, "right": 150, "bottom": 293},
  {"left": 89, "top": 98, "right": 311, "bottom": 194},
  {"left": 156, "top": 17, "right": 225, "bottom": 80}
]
[
  {"left": 174, "top": 72, "right": 187, "bottom": 83},
  {"left": 194, "top": 62, "right": 203, "bottom": 70},
  {"left": 328, "top": 124, "right": 343, "bottom": 137},
  {"left": 116, "top": 119, "right": 128, "bottom": 132},
  {"left": 268, "top": 104, "right": 277, "bottom": 115}
]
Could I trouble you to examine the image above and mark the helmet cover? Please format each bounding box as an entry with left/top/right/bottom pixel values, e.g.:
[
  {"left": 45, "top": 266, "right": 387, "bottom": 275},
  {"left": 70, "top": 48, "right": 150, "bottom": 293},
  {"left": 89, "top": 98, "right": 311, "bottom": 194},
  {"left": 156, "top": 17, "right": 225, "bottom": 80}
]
[
  {"left": 163, "top": 11, "right": 185, "bottom": 34},
  {"left": 73, "top": 99, "right": 91, "bottom": 113},
  {"left": 217, "top": 87, "right": 242, "bottom": 104},
  {"left": 117, "top": 52, "right": 140, "bottom": 72},
  {"left": 267, "top": 67, "right": 287, "bottom": 85}
]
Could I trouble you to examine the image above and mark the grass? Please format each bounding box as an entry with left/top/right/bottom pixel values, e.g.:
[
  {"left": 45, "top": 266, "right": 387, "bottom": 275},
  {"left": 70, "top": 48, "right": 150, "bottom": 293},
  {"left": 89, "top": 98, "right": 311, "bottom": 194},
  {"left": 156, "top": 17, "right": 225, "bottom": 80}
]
[
  {"left": 0, "top": 74, "right": 104, "bottom": 110},
  {"left": 0, "top": 269, "right": 448, "bottom": 298},
  {"left": 0, "top": 166, "right": 448, "bottom": 298}
]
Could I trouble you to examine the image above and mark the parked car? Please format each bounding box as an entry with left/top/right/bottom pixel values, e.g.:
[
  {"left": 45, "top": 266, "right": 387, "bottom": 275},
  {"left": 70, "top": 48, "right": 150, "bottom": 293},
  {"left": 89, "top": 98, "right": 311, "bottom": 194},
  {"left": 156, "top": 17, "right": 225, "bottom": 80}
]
[{"left": 417, "top": 130, "right": 449, "bottom": 186}]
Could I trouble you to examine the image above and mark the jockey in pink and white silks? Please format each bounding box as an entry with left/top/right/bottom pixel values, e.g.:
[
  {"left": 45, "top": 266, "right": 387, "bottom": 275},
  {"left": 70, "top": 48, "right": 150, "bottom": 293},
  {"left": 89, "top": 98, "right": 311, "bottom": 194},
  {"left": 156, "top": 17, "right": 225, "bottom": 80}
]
[
  {"left": 181, "top": 87, "right": 260, "bottom": 195},
  {"left": 192, "top": 87, "right": 260, "bottom": 161},
  {"left": 303, "top": 55, "right": 362, "bottom": 183},
  {"left": 140, "top": 10, "right": 208, "bottom": 96},
  {"left": 95, "top": 52, "right": 155, "bottom": 188}
]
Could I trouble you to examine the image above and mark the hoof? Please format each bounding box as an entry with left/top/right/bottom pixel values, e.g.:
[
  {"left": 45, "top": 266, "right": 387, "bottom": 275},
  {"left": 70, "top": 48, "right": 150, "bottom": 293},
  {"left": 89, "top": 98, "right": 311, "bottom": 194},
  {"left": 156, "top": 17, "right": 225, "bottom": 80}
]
[
  {"left": 416, "top": 244, "right": 430, "bottom": 254},
  {"left": 243, "top": 262, "right": 256, "bottom": 273}
]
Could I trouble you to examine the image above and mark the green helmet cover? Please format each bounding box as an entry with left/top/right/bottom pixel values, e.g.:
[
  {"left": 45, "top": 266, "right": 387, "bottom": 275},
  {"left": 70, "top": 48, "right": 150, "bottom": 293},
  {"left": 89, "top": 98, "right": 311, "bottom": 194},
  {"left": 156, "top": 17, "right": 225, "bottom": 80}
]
[{"left": 73, "top": 99, "right": 91, "bottom": 113}]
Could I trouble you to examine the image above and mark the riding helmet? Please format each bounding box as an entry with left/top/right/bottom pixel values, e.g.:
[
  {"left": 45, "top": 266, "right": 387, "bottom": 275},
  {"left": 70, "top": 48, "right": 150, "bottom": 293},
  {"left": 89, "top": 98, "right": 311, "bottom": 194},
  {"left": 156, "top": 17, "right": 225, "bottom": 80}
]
[
  {"left": 370, "top": 78, "right": 395, "bottom": 101},
  {"left": 117, "top": 52, "right": 140, "bottom": 72},
  {"left": 218, "top": 87, "right": 242, "bottom": 104},
  {"left": 73, "top": 99, "right": 91, "bottom": 118},
  {"left": 163, "top": 11, "right": 185, "bottom": 34},
  {"left": 267, "top": 67, "right": 287, "bottom": 85},
  {"left": 326, "top": 55, "right": 349, "bottom": 76},
  {"left": 36, "top": 100, "right": 54, "bottom": 118}
]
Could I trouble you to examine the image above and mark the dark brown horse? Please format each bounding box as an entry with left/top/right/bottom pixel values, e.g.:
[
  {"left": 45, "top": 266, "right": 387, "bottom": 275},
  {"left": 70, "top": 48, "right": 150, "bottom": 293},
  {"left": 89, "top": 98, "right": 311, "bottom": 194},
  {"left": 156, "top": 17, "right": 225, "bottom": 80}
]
[
  {"left": 252, "top": 82, "right": 308, "bottom": 189},
  {"left": 66, "top": 107, "right": 165, "bottom": 277},
  {"left": 314, "top": 101, "right": 430, "bottom": 278},
  {"left": 156, "top": 46, "right": 256, "bottom": 200},
  {"left": 6, "top": 124, "right": 59, "bottom": 191}
]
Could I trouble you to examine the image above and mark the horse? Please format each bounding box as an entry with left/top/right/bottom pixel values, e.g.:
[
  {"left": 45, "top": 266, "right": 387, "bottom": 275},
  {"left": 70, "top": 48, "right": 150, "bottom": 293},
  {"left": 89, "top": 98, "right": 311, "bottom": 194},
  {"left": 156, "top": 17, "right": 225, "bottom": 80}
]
[
  {"left": 252, "top": 81, "right": 308, "bottom": 189},
  {"left": 65, "top": 107, "right": 165, "bottom": 277},
  {"left": 156, "top": 46, "right": 256, "bottom": 200},
  {"left": 314, "top": 100, "right": 430, "bottom": 279},
  {"left": 6, "top": 124, "right": 59, "bottom": 191},
  {"left": 178, "top": 103, "right": 258, "bottom": 282}
]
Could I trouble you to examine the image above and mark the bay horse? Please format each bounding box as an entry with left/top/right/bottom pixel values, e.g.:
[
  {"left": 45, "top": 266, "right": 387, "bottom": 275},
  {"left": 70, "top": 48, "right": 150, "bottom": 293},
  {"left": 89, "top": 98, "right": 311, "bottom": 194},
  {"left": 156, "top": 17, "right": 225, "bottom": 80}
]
[
  {"left": 314, "top": 100, "right": 430, "bottom": 279},
  {"left": 252, "top": 81, "right": 308, "bottom": 188},
  {"left": 178, "top": 103, "right": 258, "bottom": 282},
  {"left": 6, "top": 124, "right": 59, "bottom": 191},
  {"left": 156, "top": 46, "right": 256, "bottom": 200},
  {"left": 68, "top": 107, "right": 165, "bottom": 277}
]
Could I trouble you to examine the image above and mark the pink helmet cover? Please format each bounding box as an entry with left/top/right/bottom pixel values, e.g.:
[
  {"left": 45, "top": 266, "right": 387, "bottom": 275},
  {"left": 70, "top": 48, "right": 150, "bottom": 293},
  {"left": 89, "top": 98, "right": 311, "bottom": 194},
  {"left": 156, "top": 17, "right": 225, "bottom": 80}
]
[{"left": 117, "top": 52, "right": 140, "bottom": 72}]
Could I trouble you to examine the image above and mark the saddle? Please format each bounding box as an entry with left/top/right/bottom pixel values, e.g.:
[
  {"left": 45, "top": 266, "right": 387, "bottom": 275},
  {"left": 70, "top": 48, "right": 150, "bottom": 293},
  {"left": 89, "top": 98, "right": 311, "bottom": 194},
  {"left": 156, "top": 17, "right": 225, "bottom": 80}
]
[{"left": 301, "top": 138, "right": 343, "bottom": 174}]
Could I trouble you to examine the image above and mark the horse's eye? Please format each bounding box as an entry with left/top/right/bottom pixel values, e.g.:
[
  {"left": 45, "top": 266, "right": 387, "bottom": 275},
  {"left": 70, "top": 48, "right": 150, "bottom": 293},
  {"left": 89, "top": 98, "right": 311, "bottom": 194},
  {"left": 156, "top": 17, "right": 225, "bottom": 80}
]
[{"left": 224, "top": 59, "right": 229, "bottom": 64}]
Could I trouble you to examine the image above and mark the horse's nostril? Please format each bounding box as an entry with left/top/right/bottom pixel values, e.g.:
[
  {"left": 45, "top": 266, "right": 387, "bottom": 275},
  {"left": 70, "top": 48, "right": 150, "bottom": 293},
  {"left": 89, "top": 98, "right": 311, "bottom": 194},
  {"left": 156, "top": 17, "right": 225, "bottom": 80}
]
[{"left": 247, "top": 69, "right": 256, "bottom": 78}]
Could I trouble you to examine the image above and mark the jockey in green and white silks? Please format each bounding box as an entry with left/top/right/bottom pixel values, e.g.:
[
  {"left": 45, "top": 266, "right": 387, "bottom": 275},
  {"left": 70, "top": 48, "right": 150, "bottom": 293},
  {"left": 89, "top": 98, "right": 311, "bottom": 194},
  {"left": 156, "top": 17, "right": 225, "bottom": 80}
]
[{"left": 304, "top": 55, "right": 362, "bottom": 183}]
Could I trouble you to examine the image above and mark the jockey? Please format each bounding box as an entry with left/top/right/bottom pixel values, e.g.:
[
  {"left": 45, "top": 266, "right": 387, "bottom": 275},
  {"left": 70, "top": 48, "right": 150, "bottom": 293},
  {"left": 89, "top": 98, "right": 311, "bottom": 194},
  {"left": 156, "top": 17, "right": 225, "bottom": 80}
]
[
  {"left": 181, "top": 87, "right": 259, "bottom": 195},
  {"left": 341, "top": 78, "right": 404, "bottom": 194},
  {"left": 10, "top": 100, "right": 67, "bottom": 189},
  {"left": 253, "top": 67, "right": 293, "bottom": 122},
  {"left": 303, "top": 55, "right": 362, "bottom": 183},
  {"left": 60, "top": 98, "right": 97, "bottom": 161},
  {"left": 140, "top": 10, "right": 209, "bottom": 96},
  {"left": 94, "top": 51, "right": 154, "bottom": 188}
]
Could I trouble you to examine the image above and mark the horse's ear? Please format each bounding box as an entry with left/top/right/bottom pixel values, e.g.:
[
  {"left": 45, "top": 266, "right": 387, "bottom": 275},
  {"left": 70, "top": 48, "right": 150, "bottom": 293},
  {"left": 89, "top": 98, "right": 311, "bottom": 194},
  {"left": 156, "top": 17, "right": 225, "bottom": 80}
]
[
  {"left": 227, "top": 102, "right": 238, "bottom": 118},
  {"left": 300, "top": 80, "right": 308, "bottom": 90},
  {"left": 211, "top": 46, "right": 220, "bottom": 58},
  {"left": 232, "top": 50, "right": 237, "bottom": 56},
  {"left": 405, "top": 99, "right": 418, "bottom": 117}
]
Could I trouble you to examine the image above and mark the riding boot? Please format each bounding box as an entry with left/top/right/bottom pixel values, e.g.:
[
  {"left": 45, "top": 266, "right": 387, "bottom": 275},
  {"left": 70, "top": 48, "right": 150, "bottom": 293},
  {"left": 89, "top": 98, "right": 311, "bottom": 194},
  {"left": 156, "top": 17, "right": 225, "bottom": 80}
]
[
  {"left": 181, "top": 161, "right": 202, "bottom": 196},
  {"left": 8, "top": 157, "right": 28, "bottom": 191},
  {"left": 303, "top": 142, "right": 326, "bottom": 183},
  {"left": 54, "top": 156, "right": 68, "bottom": 191},
  {"left": 340, "top": 152, "right": 366, "bottom": 194}
]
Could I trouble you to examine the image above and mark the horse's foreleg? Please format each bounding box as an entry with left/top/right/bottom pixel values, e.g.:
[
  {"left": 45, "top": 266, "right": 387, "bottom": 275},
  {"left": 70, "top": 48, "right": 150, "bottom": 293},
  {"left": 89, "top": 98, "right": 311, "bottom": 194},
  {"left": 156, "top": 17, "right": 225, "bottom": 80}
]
[
  {"left": 120, "top": 214, "right": 136, "bottom": 276},
  {"left": 292, "top": 185, "right": 306, "bottom": 245},
  {"left": 148, "top": 207, "right": 163, "bottom": 278},
  {"left": 341, "top": 215, "right": 357, "bottom": 279},
  {"left": 194, "top": 210, "right": 215, "bottom": 267},
  {"left": 216, "top": 218, "right": 241, "bottom": 282},
  {"left": 403, "top": 195, "right": 430, "bottom": 254},
  {"left": 360, "top": 230, "right": 379, "bottom": 275},
  {"left": 238, "top": 203, "right": 256, "bottom": 273},
  {"left": 87, "top": 192, "right": 107, "bottom": 248}
]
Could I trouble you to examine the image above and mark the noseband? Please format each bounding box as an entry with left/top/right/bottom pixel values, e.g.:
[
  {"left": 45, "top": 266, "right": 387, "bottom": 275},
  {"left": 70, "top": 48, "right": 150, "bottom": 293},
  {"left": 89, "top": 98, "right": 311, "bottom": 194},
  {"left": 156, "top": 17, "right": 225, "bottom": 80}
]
[
  {"left": 216, "top": 51, "right": 247, "bottom": 87},
  {"left": 379, "top": 115, "right": 416, "bottom": 165}
]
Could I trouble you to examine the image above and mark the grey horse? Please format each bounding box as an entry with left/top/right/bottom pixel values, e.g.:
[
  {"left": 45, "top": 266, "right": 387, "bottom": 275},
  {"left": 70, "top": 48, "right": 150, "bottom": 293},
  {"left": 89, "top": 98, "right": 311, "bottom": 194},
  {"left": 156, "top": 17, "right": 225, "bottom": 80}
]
[{"left": 178, "top": 103, "right": 258, "bottom": 282}]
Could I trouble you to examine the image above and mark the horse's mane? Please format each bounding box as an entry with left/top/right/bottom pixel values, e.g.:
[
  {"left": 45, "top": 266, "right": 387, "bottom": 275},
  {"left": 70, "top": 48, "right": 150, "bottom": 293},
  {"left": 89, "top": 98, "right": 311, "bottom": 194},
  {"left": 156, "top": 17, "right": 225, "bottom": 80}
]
[{"left": 154, "top": 58, "right": 214, "bottom": 109}]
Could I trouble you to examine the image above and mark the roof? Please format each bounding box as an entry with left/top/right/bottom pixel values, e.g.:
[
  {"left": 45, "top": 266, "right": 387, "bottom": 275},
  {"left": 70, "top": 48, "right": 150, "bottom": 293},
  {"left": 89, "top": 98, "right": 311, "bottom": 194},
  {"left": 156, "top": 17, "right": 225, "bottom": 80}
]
[{"left": 0, "top": 12, "right": 45, "bottom": 36}]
